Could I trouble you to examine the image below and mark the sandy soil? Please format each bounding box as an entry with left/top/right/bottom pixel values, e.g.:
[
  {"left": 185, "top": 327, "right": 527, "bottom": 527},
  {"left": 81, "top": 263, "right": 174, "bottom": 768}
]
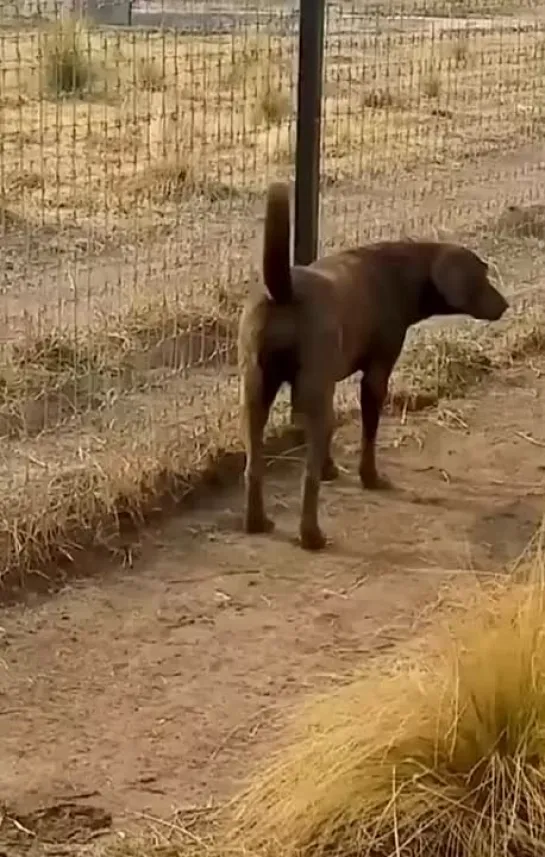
[{"left": 0, "top": 357, "right": 543, "bottom": 852}]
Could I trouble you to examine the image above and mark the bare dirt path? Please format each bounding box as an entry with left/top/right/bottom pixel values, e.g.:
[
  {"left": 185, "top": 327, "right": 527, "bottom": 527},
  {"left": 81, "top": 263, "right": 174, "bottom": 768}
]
[{"left": 0, "top": 358, "right": 543, "bottom": 836}]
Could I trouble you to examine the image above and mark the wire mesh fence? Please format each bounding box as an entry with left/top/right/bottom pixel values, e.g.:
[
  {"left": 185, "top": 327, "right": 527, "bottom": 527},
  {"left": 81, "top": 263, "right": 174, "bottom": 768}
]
[
  {"left": 0, "top": 0, "right": 543, "bottom": 583},
  {"left": 0, "top": 0, "right": 299, "bottom": 579},
  {"left": 320, "top": 2, "right": 545, "bottom": 252}
]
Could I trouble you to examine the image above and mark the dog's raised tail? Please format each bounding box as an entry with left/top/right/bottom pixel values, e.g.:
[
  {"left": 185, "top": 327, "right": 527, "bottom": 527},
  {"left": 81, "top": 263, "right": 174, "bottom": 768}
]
[{"left": 263, "top": 182, "right": 293, "bottom": 305}]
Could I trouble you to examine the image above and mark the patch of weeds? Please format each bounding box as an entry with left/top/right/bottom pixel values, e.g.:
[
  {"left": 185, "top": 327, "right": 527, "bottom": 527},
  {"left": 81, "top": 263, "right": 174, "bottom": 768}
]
[
  {"left": 136, "top": 57, "right": 165, "bottom": 92},
  {"left": 452, "top": 35, "right": 470, "bottom": 66},
  {"left": 11, "top": 334, "right": 105, "bottom": 374},
  {"left": 43, "top": 19, "right": 96, "bottom": 98},
  {"left": 255, "top": 86, "right": 291, "bottom": 126},
  {"left": 229, "top": 578, "right": 545, "bottom": 857},
  {"left": 392, "top": 334, "right": 493, "bottom": 410},
  {"left": 362, "top": 88, "right": 404, "bottom": 109},
  {"left": 423, "top": 71, "right": 441, "bottom": 98},
  {"left": 118, "top": 158, "right": 239, "bottom": 204}
]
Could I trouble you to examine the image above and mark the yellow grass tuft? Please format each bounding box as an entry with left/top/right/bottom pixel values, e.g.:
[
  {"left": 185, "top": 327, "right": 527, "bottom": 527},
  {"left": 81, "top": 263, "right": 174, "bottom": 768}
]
[
  {"left": 136, "top": 56, "right": 166, "bottom": 92},
  {"left": 451, "top": 35, "right": 470, "bottom": 67},
  {"left": 361, "top": 88, "right": 405, "bottom": 110},
  {"left": 390, "top": 331, "right": 493, "bottom": 411},
  {"left": 229, "top": 561, "right": 545, "bottom": 857},
  {"left": 42, "top": 18, "right": 96, "bottom": 98},
  {"left": 422, "top": 70, "right": 441, "bottom": 99},
  {"left": 254, "top": 85, "right": 292, "bottom": 127}
]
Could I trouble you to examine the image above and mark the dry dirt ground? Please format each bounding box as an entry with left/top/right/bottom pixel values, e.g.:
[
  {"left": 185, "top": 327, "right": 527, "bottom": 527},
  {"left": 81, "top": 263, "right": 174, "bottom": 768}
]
[{"left": 0, "top": 357, "right": 543, "bottom": 851}]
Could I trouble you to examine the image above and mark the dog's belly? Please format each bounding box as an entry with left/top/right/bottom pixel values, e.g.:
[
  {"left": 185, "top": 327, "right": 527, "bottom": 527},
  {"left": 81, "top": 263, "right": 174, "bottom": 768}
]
[
  {"left": 335, "top": 358, "right": 359, "bottom": 384},
  {"left": 336, "top": 340, "right": 370, "bottom": 382}
]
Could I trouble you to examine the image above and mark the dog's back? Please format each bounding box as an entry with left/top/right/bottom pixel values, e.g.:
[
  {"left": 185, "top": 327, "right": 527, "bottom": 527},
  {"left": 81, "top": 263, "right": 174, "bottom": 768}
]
[{"left": 305, "top": 238, "right": 506, "bottom": 376}]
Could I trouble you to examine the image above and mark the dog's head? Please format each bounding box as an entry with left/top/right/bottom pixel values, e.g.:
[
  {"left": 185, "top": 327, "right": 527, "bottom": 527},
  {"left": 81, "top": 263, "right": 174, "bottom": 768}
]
[{"left": 432, "top": 245, "right": 508, "bottom": 321}]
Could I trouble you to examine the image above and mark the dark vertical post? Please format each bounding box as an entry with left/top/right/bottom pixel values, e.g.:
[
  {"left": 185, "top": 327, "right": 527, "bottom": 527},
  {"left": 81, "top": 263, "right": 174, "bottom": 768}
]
[{"left": 294, "top": 0, "right": 326, "bottom": 267}]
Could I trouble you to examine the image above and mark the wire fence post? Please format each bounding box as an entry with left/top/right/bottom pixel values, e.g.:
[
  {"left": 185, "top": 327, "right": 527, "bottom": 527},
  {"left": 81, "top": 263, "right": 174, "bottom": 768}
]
[{"left": 294, "top": 0, "right": 326, "bottom": 267}]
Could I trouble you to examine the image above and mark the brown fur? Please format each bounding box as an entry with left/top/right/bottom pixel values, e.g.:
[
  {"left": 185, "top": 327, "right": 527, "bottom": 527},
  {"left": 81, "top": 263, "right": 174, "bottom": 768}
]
[{"left": 238, "top": 182, "right": 509, "bottom": 551}]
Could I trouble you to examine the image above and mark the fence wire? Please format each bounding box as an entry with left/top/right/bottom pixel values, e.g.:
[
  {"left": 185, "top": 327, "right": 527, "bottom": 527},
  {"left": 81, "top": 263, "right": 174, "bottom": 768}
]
[
  {"left": 0, "top": 0, "right": 543, "bottom": 577},
  {"left": 321, "top": 1, "right": 545, "bottom": 251}
]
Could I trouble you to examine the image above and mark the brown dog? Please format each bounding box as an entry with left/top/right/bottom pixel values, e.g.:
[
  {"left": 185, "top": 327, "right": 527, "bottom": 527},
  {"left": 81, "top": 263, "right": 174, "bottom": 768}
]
[{"left": 238, "top": 182, "right": 508, "bottom": 551}]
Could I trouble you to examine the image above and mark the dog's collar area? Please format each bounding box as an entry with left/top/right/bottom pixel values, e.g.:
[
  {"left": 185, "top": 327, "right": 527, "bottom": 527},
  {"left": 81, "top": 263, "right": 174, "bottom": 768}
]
[{"left": 417, "top": 279, "right": 456, "bottom": 322}]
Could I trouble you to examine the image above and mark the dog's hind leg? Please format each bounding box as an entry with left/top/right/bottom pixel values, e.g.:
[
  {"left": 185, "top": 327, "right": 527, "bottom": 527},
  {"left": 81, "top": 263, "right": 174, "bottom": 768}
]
[
  {"left": 289, "top": 380, "right": 307, "bottom": 446},
  {"left": 241, "top": 366, "right": 280, "bottom": 535},
  {"left": 321, "top": 422, "right": 339, "bottom": 482},
  {"left": 358, "top": 361, "right": 393, "bottom": 491},
  {"left": 299, "top": 389, "right": 334, "bottom": 550},
  {"left": 292, "top": 380, "right": 338, "bottom": 482}
]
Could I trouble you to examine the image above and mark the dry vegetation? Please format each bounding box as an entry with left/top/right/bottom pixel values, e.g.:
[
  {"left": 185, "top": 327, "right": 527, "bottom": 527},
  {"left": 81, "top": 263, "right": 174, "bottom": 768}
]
[
  {"left": 0, "top": 297, "right": 542, "bottom": 598},
  {"left": 228, "top": 551, "right": 545, "bottom": 857},
  {"left": 1, "top": 8, "right": 545, "bottom": 855},
  {"left": 87, "top": 544, "right": 545, "bottom": 857},
  {"left": 1, "top": 15, "right": 544, "bottom": 230},
  {"left": 0, "top": 7, "right": 544, "bottom": 594}
]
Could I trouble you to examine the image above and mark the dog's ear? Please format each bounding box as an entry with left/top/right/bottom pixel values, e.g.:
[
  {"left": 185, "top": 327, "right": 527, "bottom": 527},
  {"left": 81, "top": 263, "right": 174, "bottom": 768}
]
[{"left": 431, "top": 246, "right": 480, "bottom": 313}]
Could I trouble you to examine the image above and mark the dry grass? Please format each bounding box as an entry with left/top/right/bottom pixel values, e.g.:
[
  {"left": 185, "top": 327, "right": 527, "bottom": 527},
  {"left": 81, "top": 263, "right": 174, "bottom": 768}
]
[
  {"left": 390, "top": 333, "right": 494, "bottom": 411},
  {"left": 0, "top": 17, "right": 544, "bottom": 231},
  {"left": 2, "top": 9, "right": 545, "bottom": 855},
  {"left": 0, "top": 295, "right": 542, "bottom": 598},
  {"left": 89, "top": 543, "right": 545, "bottom": 857},
  {"left": 228, "top": 552, "right": 545, "bottom": 857},
  {"left": 0, "top": 9, "right": 544, "bottom": 596},
  {"left": 0, "top": 306, "right": 238, "bottom": 438},
  {"left": 42, "top": 18, "right": 97, "bottom": 97}
]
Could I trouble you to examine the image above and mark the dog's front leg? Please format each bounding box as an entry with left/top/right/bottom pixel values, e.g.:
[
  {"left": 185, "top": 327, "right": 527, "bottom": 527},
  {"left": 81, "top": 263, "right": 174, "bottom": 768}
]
[
  {"left": 359, "top": 363, "right": 392, "bottom": 491},
  {"left": 299, "top": 393, "right": 333, "bottom": 550},
  {"left": 241, "top": 369, "right": 276, "bottom": 534}
]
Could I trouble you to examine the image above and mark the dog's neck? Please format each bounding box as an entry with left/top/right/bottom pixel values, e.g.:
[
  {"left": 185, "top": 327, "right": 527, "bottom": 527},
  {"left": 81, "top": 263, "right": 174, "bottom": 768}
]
[{"left": 415, "top": 277, "right": 458, "bottom": 323}]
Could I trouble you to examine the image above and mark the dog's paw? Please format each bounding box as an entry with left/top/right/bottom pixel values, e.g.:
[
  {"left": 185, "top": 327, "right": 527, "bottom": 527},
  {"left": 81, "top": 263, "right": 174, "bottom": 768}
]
[
  {"left": 244, "top": 515, "right": 275, "bottom": 535},
  {"left": 321, "top": 459, "right": 340, "bottom": 482},
  {"left": 359, "top": 470, "right": 393, "bottom": 491},
  {"left": 300, "top": 527, "right": 327, "bottom": 551}
]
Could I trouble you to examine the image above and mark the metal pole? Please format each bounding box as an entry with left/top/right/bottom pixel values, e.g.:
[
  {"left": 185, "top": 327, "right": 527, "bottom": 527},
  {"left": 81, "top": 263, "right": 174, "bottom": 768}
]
[
  {"left": 290, "top": 0, "right": 326, "bottom": 430},
  {"left": 293, "top": 0, "right": 326, "bottom": 267}
]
